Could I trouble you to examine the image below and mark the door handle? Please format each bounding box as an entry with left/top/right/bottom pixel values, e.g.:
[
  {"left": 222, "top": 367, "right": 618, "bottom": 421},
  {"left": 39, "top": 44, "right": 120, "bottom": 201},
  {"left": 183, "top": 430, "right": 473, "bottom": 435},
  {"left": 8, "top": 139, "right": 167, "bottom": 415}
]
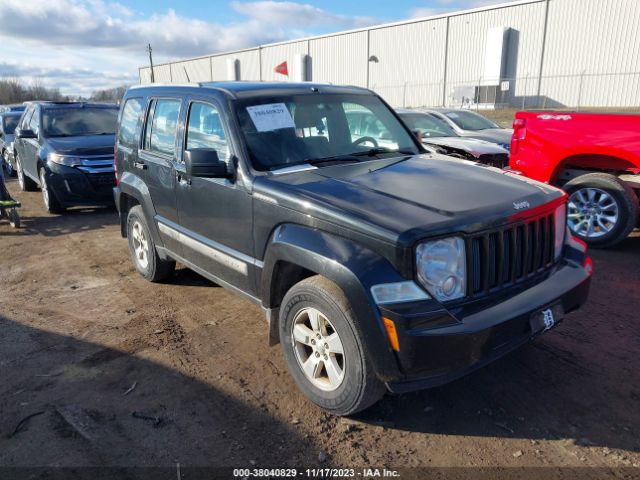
[{"left": 133, "top": 160, "right": 147, "bottom": 170}]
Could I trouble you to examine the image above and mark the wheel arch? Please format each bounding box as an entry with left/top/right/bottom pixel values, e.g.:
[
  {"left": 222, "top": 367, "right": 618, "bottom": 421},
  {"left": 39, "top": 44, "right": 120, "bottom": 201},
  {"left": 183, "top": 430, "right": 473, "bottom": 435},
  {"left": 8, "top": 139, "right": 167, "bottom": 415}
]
[
  {"left": 260, "top": 223, "right": 405, "bottom": 380},
  {"left": 117, "top": 172, "right": 160, "bottom": 244},
  {"left": 552, "top": 153, "right": 637, "bottom": 185}
]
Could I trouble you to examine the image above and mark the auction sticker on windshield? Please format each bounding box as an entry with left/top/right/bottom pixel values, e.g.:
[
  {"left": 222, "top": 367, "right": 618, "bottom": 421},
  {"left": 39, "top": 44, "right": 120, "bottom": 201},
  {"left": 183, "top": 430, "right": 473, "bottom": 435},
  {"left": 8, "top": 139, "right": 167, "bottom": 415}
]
[{"left": 247, "top": 103, "right": 295, "bottom": 132}]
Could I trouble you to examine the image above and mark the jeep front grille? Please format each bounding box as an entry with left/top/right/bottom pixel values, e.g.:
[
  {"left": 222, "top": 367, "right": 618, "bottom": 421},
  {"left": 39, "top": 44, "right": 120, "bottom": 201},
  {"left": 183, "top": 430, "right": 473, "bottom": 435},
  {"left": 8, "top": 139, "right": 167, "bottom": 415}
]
[{"left": 466, "top": 211, "right": 556, "bottom": 298}]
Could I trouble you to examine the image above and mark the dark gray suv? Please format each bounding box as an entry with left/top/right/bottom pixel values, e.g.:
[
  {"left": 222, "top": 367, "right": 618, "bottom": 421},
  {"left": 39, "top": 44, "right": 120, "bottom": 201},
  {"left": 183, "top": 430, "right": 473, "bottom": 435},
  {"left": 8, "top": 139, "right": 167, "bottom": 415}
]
[{"left": 113, "top": 82, "right": 591, "bottom": 415}]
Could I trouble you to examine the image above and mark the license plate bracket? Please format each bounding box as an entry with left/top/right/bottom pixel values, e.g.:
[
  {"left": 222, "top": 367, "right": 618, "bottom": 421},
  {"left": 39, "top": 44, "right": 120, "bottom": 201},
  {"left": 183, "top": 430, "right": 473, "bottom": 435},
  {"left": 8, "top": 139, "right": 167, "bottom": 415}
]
[{"left": 530, "top": 303, "right": 564, "bottom": 335}]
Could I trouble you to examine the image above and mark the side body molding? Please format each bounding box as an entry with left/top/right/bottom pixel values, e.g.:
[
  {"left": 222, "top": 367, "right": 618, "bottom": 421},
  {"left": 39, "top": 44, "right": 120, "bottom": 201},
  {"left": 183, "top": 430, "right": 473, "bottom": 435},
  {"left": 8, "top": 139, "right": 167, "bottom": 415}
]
[{"left": 261, "top": 223, "right": 406, "bottom": 380}]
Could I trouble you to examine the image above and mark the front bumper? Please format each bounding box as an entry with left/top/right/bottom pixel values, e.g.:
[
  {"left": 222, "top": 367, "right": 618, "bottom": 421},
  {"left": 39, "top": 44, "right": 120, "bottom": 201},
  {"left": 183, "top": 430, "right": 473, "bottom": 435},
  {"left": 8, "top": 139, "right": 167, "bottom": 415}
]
[
  {"left": 381, "top": 259, "right": 591, "bottom": 393},
  {"left": 45, "top": 162, "right": 116, "bottom": 208}
]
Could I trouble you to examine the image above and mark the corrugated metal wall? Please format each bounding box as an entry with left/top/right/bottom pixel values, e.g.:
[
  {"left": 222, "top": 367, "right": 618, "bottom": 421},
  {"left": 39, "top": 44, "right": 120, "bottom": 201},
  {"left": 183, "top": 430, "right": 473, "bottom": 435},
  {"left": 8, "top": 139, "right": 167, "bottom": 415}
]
[
  {"left": 541, "top": 0, "right": 640, "bottom": 107},
  {"left": 446, "top": 1, "right": 546, "bottom": 99},
  {"left": 368, "top": 18, "right": 448, "bottom": 107},
  {"left": 170, "top": 57, "right": 211, "bottom": 83},
  {"left": 309, "top": 32, "right": 368, "bottom": 86},
  {"left": 261, "top": 40, "right": 308, "bottom": 81},
  {"left": 138, "top": 0, "right": 640, "bottom": 108}
]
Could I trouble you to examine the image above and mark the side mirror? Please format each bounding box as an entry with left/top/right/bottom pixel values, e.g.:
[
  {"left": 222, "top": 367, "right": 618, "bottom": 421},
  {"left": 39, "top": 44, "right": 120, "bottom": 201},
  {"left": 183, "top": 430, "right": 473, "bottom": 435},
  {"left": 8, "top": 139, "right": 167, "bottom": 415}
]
[
  {"left": 16, "top": 128, "right": 36, "bottom": 139},
  {"left": 184, "top": 148, "right": 230, "bottom": 178}
]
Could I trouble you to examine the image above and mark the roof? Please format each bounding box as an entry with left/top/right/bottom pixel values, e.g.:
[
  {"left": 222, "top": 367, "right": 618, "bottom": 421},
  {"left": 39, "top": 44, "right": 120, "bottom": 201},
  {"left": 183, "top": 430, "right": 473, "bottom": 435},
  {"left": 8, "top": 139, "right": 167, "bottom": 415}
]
[
  {"left": 37, "top": 102, "right": 119, "bottom": 109},
  {"left": 129, "top": 81, "right": 372, "bottom": 99}
]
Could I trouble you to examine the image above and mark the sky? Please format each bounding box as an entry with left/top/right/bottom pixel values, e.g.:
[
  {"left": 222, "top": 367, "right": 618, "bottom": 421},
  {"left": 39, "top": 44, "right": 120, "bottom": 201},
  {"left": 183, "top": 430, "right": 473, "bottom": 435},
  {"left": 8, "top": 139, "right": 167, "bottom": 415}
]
[{"left": 0, "top": 0, "right": 506, "bottom": 97}]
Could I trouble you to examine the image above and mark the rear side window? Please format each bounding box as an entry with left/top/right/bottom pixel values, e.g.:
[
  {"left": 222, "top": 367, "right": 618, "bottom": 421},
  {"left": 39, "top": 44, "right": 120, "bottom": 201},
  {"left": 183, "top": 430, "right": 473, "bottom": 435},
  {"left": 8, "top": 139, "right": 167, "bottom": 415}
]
[
  {"left": 185, "top": 102, "right": 230, "bottom": 163},
  {"left": 28, "top": 107, "right": 39, "bottom": 132},
  {"left": 118, "top": 98, "right": 143, "bottom": 148},
  {"left": 145, "top": 99, "right": 181, "bottom": 157}
]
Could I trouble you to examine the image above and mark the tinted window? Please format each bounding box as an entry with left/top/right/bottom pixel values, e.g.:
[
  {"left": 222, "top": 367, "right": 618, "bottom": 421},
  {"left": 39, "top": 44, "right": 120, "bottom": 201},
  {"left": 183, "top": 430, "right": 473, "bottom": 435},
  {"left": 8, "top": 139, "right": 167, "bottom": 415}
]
[
  {"left": 146, "top": 99, "right": 181, "bottom": 157},
  {"left": 236, "top": 94, "right": 419, "bottom": 171},
  {"left": 2, "top": 116, "right": 19, "bottom": 134},
  {"left": 28, "top": 108, "right": 39, "bottom": 131},
  {"left": 118, "top": 98, "right": 143, "bottom": 148},
  {"left": 42, "top": 107, "right": 118, "bottom": 136},
  {"left": 20, "top": 108, "right": 33, "bottom": 129},
  {"left": 186, "top": 102, "right": 230, "bottom": 163},
  {"left": 444, "top": 111, "right": 498, "bottom": 131}
]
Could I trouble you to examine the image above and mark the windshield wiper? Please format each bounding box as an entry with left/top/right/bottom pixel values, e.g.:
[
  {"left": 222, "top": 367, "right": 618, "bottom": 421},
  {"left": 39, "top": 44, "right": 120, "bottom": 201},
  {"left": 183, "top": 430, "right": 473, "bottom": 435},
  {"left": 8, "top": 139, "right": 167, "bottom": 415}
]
[{"left": 350, "top": 147, "right": 416, "bottom": 157}]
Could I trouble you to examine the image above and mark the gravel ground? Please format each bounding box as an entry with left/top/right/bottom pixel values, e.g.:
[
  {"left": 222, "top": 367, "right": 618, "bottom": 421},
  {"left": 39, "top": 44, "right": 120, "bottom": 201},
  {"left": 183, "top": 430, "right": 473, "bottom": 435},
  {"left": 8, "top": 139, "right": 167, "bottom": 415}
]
[{"left": 1, "top": 176, "right": 639, "bottom": 478}]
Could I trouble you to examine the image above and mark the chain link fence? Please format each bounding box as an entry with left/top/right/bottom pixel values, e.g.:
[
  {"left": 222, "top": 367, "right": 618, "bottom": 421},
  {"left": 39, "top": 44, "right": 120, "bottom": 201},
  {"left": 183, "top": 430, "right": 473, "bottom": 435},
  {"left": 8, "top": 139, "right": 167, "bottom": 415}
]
[{"left": 373, "top": 71, "right": 640, "bottom": 112}]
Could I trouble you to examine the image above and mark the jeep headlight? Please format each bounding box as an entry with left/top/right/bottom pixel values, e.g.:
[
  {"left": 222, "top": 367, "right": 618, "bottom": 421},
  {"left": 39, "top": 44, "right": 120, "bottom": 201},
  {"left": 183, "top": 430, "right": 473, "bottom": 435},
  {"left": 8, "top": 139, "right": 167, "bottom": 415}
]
[
  {"left": 416, "top": 237, "right": 466, "bottom": 302},
  {"left": 47, "top": 153, "right": 82, "bottom": 167}
]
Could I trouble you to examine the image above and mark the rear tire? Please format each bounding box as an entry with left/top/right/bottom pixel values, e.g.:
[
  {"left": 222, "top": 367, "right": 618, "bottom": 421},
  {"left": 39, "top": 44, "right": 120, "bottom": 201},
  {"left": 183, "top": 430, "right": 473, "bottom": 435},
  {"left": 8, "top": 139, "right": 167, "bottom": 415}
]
[
  {"left": 126, "top": 205, "right": 175, "bottom": 282},
  {"left": 564, "top": 173, "right": 638, "bottom": 248},
  {"left": 279, "top": 275, "right": 385, "bottom": 416},
  {"left": 16, "top": 153, "right": 37, "bottom": 192}
]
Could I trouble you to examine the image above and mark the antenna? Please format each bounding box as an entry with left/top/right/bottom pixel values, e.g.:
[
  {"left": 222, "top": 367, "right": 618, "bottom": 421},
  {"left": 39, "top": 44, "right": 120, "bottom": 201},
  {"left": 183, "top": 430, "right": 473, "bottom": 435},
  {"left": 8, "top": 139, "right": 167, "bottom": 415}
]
[
  {"left": 183, "top": 66, "right": 190, "bottom": 83},
  {"left": 147, "top": 43, "right": 155, "bottom": 83}
]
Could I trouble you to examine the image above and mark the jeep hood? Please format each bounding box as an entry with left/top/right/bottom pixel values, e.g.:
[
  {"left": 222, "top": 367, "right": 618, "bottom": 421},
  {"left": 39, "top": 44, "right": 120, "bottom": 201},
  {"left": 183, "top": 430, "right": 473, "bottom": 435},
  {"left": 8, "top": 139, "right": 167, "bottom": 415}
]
[{"left": 255, "top": 154, "right": 563, "bottom": 245}]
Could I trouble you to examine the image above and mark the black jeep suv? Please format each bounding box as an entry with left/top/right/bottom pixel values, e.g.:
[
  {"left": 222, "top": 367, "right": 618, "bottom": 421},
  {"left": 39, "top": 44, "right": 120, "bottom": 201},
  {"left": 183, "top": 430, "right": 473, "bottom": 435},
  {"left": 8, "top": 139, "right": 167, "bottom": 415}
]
[
  {"left": 114, "top": 82, "right": 592, "bottom": 415},
  {"left": 14, "top": 102, "right": 118, "bottom": 213}
]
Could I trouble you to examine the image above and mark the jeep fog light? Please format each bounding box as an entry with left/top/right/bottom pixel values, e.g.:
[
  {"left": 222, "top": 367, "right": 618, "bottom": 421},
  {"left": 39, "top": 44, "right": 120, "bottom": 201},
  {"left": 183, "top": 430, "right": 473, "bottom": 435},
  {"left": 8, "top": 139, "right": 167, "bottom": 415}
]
[
  {"left": 416, "top": 237, "right": 466, "bottom": 302},
  {"left": 554, "top": 204, "right": 567, "bottom": 260},
  {"left": 371, "top": 281, "right": 430, "bottom": 305}
]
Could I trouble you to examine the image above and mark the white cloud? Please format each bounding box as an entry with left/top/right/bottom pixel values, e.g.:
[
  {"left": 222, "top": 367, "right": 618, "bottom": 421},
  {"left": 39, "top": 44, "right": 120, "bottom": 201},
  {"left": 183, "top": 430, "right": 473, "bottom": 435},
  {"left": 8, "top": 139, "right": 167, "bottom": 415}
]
[
  {"left": 231, "top": 1, "right": 375, "bottom": 29},
  {"left": 410, "top": 0, "right": 506, "bottom": 18},
  {"left": 0, "top": 0, "right": 378, "bottom": 96}
]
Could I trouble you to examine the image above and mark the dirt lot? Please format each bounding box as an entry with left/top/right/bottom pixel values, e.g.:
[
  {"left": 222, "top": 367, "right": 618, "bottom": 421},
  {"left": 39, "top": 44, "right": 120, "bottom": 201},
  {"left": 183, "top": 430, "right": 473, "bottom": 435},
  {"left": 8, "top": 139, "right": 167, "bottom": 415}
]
[{"left": 1, "top": 176, "right": 639, "bottom": 478}]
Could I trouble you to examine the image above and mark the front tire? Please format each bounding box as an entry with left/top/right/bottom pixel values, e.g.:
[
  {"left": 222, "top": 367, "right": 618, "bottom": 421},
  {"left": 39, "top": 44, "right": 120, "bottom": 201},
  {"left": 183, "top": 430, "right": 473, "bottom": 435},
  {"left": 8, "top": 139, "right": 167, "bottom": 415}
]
[
  {"left": 39, "top": 168, "right": 64, "bottom": 214},
  {"left": 564, "top": 173, "right": 638, "bottom": 248},
  {"left": 126, "top": 205, "right": 175, "bottom": 282},
  {"left": 279, "top": 276, "right": 385, "bottom": 416}
]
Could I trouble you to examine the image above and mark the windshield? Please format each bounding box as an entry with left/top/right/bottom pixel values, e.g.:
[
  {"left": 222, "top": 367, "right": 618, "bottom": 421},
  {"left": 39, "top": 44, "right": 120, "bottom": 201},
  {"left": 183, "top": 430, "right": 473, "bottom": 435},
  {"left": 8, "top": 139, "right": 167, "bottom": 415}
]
[
  {"left": 235, "top": 93, "right": 419, "bottom": 171},
  {"left": 444, "top": 110, "right": 498, "bottom": 131},
  {"left": 400, "top": 113, "right": 457, "bottom": 138},
  {"left": 3, "top": 116, "right": 19, "bottom": 134},
  {"left": 42, "top": 107, "right": 118, "bottom": 137}
]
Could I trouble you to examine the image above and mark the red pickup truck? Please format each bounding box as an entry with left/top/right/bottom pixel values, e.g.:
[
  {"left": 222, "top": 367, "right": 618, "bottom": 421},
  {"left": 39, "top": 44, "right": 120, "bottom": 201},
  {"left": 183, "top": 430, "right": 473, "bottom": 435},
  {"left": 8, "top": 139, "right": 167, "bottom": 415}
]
[{"left": 510, "top": 112, "right": 640, "bottom": 247}]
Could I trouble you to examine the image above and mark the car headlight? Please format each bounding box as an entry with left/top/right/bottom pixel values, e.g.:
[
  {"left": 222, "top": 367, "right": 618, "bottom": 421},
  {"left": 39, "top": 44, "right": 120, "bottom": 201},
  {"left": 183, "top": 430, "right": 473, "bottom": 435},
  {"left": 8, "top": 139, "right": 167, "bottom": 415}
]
[
  {"left": 500, "top": 143, "right": 510, "bottom": 151},
  {"left": 554, "top": 203, "right": 567, "bottom": 261},
  {"left": 416, "top": 237, "right": 466, "bottom": 302},
  {"left": 47, "top": 153, "right": 82, "bottom": 167}
]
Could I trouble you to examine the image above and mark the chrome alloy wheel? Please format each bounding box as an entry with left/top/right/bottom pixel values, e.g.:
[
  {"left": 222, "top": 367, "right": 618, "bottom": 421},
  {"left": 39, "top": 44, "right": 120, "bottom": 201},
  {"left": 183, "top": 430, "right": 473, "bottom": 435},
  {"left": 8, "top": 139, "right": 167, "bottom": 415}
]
[
  {"left": 568, "top": 187, "right": 619, "bottom": 238},
  {"left": 131, "top": 221, "right": 150, "bottom": 270},
  {"left": 291, "top": 307, "right": 345, "bottom": 392}
]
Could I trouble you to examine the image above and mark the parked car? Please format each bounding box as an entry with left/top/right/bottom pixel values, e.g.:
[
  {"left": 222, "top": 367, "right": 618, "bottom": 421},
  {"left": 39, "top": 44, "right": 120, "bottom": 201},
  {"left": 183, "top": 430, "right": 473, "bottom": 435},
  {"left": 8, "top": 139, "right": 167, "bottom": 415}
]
[
  {"left": 0, "top": 104, "right": 26, "bottom": 113},
  {"left": 427, "top": 108, "right": 512, "bottom": 150},
  {"left": 13, "top": 101, "right": 118, "bottom": 213},
  {"left": 397, "top": 109, "right": 509, "bottom": 168},
  {"left": 0, "top": 111, "right": 22, "bottom": 176},
  {"left": 510, "top": 111, "right": 640, "bottom": 247},
  {"left": 114, "top": 82, "right": 591, "bottom": 416}
]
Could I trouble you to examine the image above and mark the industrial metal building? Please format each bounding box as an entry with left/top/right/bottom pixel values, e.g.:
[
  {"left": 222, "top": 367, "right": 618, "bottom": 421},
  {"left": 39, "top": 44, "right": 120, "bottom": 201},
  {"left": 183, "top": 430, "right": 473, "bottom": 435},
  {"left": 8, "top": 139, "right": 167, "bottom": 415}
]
[{"left": 139, "top": 0, "right": 640, "bottom": 109}]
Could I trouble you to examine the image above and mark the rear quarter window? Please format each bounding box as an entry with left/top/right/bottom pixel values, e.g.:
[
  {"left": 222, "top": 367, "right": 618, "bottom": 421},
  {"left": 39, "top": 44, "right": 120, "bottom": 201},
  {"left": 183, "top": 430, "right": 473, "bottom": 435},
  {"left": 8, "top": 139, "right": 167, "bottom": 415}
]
[{"left": 118, "top": 98, "right": 143, "bottom": 149}]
